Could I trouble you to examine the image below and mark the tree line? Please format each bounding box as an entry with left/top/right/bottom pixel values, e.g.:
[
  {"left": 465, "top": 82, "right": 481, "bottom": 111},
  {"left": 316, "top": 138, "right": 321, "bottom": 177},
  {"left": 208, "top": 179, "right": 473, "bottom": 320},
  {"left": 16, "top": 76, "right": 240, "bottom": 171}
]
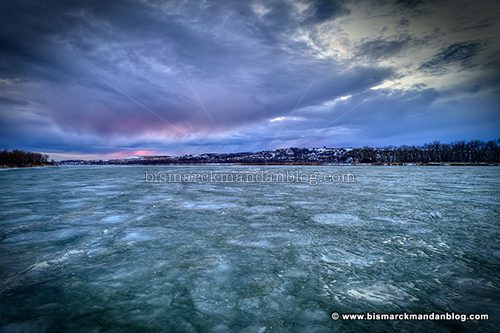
[
  {"left": 3, "top": 139, "right": 499, "bottom": 167},
  {"left": 343, "top": 140, "right": 500, "bottom": 164},
  {"left": 0, "top": 150, "right": 50, "bottom": 167}
]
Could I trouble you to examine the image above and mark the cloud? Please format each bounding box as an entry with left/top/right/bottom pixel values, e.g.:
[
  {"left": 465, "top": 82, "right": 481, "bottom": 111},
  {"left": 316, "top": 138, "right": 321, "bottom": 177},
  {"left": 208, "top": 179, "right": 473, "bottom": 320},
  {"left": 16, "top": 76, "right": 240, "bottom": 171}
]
[
  {"left": 0, "top": 0, "right": 499, "bottom": 157},
  {"left": 395, "top": 0, "right": 423, "bottom": 10},
  {"left": 307, "top": 0, "right": 350, "bottom": 22},
  {"left": 356, "top": 38, "right": 411, "bottom": 60},
  {"left": 419, "top": 41, "right": 483, "bottom": 74},
  {"left": 0, "top": 96, "right": 30, "bottom": 107}
]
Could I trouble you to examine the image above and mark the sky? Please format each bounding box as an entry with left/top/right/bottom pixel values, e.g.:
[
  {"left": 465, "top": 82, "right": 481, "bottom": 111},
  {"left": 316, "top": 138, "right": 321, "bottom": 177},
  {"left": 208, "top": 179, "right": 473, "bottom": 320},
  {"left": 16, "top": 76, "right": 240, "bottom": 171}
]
[{"left": 0, "top": 0, "right": 499, "bottom": 160}]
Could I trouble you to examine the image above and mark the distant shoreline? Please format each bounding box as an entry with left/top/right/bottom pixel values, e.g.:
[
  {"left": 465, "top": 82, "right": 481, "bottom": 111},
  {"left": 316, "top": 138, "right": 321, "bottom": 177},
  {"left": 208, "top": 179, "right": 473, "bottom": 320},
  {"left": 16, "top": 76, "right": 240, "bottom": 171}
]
[
  {"left": 44, "top": 162, "right": 500, "bottom": 167},
  {"left": 57, "top": 140, "right": 500, "bottom": 165},
  {"left": 0, "top": 164, "right": 54, "bottom": 169},
  {"left": 3, "top": 140, "right": 499, "bottom": 167}
]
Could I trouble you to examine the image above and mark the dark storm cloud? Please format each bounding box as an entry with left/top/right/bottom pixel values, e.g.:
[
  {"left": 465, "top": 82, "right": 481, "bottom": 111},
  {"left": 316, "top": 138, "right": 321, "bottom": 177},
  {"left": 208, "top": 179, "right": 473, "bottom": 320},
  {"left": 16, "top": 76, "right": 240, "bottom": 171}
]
[
  {"left": 419, "top": 41, "right": 483, "bottom": 74},
  {"left": 395, "top": 0, "right": 423, "bottom": 10},
  {"left": 0, "top": 96, "right": 30, "bottom": 107},
  {"left": 394, "top": 0, "right": 432, "bottom": 18},
  {"left": 356, "top": 38, "right": 411, "bottom": 60},
  {"left": 0, "top": 35, "right": 74, "bottom": 81},
  {"left": 0, "top": 0, "right": 378, "bottom": 136},
  {"left": 307, "top": 0, "right": 350, "bottom": 22},
  {"left": 263, "top": 86, "right": 499, "bottom": 148}
]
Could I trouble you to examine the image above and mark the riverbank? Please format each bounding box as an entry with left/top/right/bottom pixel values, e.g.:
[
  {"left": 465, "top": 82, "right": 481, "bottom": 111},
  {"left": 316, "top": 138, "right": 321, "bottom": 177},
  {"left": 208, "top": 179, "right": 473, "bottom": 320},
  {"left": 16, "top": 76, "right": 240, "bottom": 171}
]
[{"left": 0, "top": 163, "right": 54, "bottom": 169}]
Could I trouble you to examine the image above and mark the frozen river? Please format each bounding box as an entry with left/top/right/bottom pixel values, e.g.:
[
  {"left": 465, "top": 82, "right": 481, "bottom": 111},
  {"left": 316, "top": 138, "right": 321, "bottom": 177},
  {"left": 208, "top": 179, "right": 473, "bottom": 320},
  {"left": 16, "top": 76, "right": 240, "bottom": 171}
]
[{"left": 0, "top": 165, "right": 499, "bottom": 332}]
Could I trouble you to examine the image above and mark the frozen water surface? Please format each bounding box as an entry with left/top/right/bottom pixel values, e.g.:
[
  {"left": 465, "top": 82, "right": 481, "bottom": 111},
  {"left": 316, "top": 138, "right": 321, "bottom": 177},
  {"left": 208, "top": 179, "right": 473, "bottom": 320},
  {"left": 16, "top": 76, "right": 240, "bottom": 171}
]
[{"left": 0, "top": 165, "right": 499, "bottom": 332}]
